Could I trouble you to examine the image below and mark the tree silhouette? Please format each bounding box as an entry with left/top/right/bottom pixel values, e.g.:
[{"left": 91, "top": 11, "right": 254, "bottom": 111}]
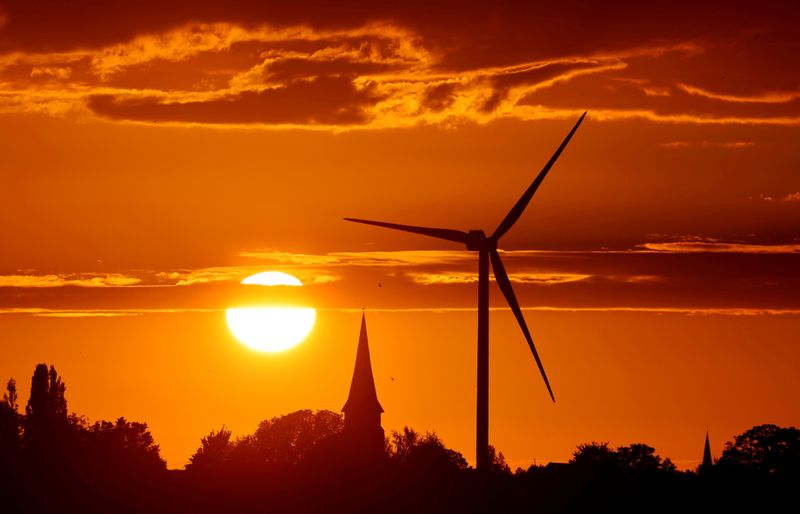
[
  {"left": 570, "top": 441, "right": 618, "bottom": 468},
  {"left": 4, "top": 361, "right": 800, "bottom": 514},
  {"left": 0, "top": 379, "right": 21, "bottom": 467},
  {"left": 251, "top": 409, "right": 344, "bottom": 467},
  {"left": 389, "top": 426, "right": 421, "bottom": 463},
  {"left": 21, "top": 363, "right": 71, "bottom": 466},
  {"left": 389, "top": 427, "right": 467, "bottom": 472},
  {"left": 86, "top": 417, "right": 166, "bottom": 473},
  {"left": 616, "top": 443, "right": 675, "bottom": 473},
  {"left": 487, "top": 444, "right": 511, "bottom": 474},
  {"left": 570, "top": 441, "right": 674, "bottom": 474},
  {"left": 186, "top": 426, "right": 233, "bottom": 473},
  {"left": 24, "top": 365, "right": 67, "bottom": 438},
  {"left": 186, "top": 410, "right": 345, "bottom": 475},
  {"left": 717, "top": 424, "right": 800, "bottom": 478}
]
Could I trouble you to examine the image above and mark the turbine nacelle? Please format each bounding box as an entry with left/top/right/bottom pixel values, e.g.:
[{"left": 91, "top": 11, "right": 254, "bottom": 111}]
[{"left": 466, "top": 230, "right": 493, "bottom": 251}]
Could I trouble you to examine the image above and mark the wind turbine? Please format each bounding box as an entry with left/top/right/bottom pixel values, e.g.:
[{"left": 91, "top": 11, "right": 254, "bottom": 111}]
[{"left": 345, "top": 112, "right": 586, "bottom": 471}]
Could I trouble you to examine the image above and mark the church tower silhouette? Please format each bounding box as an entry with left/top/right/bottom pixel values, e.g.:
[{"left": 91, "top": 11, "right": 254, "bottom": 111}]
[
  {"left": 341, "top": 313, "right": 385, "bottom": 460},
  {"left": 700, "top": 429, "right": 713, "bottom": 472}
]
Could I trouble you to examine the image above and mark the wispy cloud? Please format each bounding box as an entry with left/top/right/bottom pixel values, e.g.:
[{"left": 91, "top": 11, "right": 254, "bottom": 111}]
[
  {"left": 30, "top": 66, "right": 72, "bottom": 80},
  {"left": 0, "top": 273, "right": 141, "bottom": 287},
  {"left": 659, "top": 140, "right": 755, "bottom": 149},
  {"left": 3, "top": 20, "right": 798, "bottom": 128},
  {"left": 2, "top": 306, "right": 799, "bottom": 318},
  {"left": 514, "top": 107, "right": 800, "bottom": 126},
  {"left": 322, "top": 306, "right": 800, "bottom": 316},
  {"left": 677, "top": 83, "right": 800, "bottom": 104},
  {"left": 157, "top": 267, "right": 339, "bottom": 285},
  {"left": 408, "top": 271, "right": 591, "bottom": 285},
  {"left": 639, "top": 242, "right": 800, "bottom": 254},
  {"left": 241, "top": 248, "right": 474, "bottom": 267},
  {"left": 238, "top": 249, "right": 345, "bottom": 265},
  {"left": 1, "top": 241, "right": 797, "bottom": 314},
  {"left": 156, "top": 268, "right": 250, "bottom": 286},
  {"left": 0, "top": 308, "right": 221, "bottom": 317}
]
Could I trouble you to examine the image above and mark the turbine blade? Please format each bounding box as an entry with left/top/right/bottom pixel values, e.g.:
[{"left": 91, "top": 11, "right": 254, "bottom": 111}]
[
  {"left": 492, "top": 112, "right": 587, "bottom": 241},
  {"left": 490, "top": 250, "right": 555, "bottom": 402},
  {"left": 344, "top": 218, "right": 469, "bottom": 244}
]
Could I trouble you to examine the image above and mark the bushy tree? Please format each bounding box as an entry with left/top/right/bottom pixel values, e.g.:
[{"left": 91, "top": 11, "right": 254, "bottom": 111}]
[
  {"left": 389, "top": 427, "right": 467, "bottom": 472},
  {"left": 718, "top": 424, "right": 800, "bottom": 478},
  {"left": 617, "top": 443, "right": 675, "bottom": 473},
  {"left": 86, "top": 417, "right": 166, "bottom": 473},
  {"left": 390, "top": 427, "right": 421, "bottom": 463},
  {"left": 251, "top": 409, "right": 344, "bottom": 467},
  {"left": 570, "top": 441, "right": 674, "bottom": 473},
  {"left": 186, "top": 426, "right": 233, "bottom": 473},
  {"left": 186, "top": 410, "right": 345, "bottom": 473},
  {"left": 570, "top": 441, "right": 618, "bottom": 468}
]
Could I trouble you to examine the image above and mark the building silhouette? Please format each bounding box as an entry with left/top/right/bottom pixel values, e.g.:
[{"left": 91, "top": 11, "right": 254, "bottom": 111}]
[
  {"left": 700, "top": 429, "right": 713, "bottom": 472},
  {"left": 341, "top": 313, "right": 385, "bottom": 461}
]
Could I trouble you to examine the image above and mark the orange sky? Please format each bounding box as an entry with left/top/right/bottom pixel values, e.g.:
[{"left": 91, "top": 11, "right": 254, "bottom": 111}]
[{"left": 1, "top": 1, "right": 799, "bottom": 469}]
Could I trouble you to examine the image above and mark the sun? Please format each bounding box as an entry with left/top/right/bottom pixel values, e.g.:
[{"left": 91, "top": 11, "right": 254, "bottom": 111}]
[{"left": 226, "top": 271, "right": 316, "bottom": 352}]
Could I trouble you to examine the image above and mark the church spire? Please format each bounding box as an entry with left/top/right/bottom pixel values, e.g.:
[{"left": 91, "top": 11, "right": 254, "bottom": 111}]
[
  {"left": 342, "top": 313, "right": 383, "bottom": 417},
  {"left": 701, "top": 429, "right": 713, "bottom": 471},
  {"left": 341, "top": 313, "right": 384, "bottom": 460}
]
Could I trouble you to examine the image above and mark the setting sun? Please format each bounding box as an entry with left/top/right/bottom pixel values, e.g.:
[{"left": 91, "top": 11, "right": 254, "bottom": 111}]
[
  {"left": 1, "top": 4, "right": 799, "bottom": 511},
  {"left": 226, "top": 271, "right": 316, "bottom": 352}
]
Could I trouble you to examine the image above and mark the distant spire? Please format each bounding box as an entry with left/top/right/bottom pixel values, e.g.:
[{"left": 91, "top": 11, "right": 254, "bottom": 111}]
[
  {"left": 701, "top": 429, "right": 713, "bottom": 470},
  {"left": 342, "top": 313, "right": 383, "bottom": 415}
]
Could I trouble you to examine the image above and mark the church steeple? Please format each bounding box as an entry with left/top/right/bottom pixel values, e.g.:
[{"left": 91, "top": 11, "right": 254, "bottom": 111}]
[
  {"left": 343, "top": 313, "right": 383, "bottom": 418},
  {"left": 701, "top": 429, "right": 713, "bottom": 471},
  {"left": 341, "top": 314, "right": 384, "bottom": 460}
]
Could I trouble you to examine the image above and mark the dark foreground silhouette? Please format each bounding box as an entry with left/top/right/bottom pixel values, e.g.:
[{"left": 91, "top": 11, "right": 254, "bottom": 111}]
[{"left": 1, "top": 364, "right": 797, "bottom": 514}]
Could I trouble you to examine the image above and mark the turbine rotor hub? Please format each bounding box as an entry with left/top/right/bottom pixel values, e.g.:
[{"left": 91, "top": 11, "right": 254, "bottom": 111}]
[{"left": 466, "top": 230, "right": 494, "bottom": 251}]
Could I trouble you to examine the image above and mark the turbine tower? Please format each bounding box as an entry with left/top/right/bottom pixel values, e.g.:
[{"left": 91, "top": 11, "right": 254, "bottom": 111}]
[{"left": 345, "top": 112, "right": 586, "bottom": 471}]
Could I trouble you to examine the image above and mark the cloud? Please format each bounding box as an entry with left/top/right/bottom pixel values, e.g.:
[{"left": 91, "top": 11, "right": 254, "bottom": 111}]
[
  {"left": 329, "top": 306, "right": 800, "bottom": 317},
  {"left": 677, "top": 83, "right": 800, "bottom": 104},
  {"left": 238, "top": 249, "right": 341, "bottom": 265},
  {"left": 408, "top": 271, "right": 591, "bottom": 285},
  {"left": 0, "top": 241, "right": 798, "bottom": 314},
  {"left": 157, "top": 267, "right": 339, "bottom": 286},
  {"left": 241, "top": 248, "right": 474, "bottom": 266},
  {"left": 0, "top": 308, "right": 220, "bottom": 317},
  {"left": 30, "top": 66, "right": 72, "bottom": 80},
  {"left": 1, "top": 11, "right": 798, "bottom": 128},
  {"left": 2, "top": 306, "right": 799, "bottom": 318},
  {"left": 156, "top": 269, "right": 246, "bottom": 286},
  {"left": 88, "top": 75, "right": 383, "bottom": 125},
  {"left": 659, "top": 140, "right": 755, "bottom": 149},
  {"left": 639, "top": 242, "right": 800, "bottom": 254},
  {"left": 0, "top": 273, "right": 141, "bottom": 288}
]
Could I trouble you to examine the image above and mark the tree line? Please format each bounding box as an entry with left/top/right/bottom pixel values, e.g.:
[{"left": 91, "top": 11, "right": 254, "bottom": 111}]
[{"left": 0, "top": 364, "right": 797, "bottom": 514}]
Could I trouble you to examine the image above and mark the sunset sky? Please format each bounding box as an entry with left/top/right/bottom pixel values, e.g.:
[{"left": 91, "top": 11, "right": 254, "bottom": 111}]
[{"left": 1, "top": 1, "right": 799, "bottom": 470}]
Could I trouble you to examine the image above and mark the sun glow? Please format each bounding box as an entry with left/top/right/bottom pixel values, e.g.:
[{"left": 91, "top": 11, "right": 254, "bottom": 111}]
[
  {"left": 226, "top": 307, "right": 315, "bottom": 352},
  {"left": 241, "top": 271, "right": 303, "bottom": 286},
  {"left": 226, "top": 272, "right": 315, "bottom": 352}
]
